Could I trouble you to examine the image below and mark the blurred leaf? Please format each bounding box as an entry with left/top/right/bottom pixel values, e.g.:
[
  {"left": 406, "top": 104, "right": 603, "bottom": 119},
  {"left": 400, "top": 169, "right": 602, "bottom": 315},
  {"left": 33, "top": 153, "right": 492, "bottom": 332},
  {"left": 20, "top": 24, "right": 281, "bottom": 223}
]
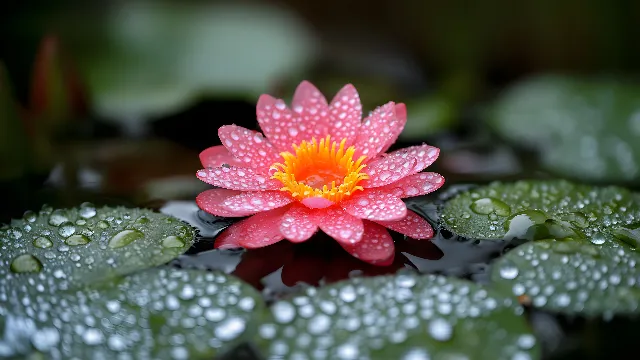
[
  {"left": 489, "top": 75, "right": 640, "bottom": 183},
  {"left": 258, "top": 272, "right": 540, "bottom": 359},
  {"left": 28, "top": 35, "right": 89, "bottom": 129},
  {"left": 401, "top": 94, "right": 459, "bottom": 139},
  {"left": 58, "top": 1, "right": 318, "bottom": 123},
  {"left": 0, "top": 63, "right": 30, "bottom": 180}
]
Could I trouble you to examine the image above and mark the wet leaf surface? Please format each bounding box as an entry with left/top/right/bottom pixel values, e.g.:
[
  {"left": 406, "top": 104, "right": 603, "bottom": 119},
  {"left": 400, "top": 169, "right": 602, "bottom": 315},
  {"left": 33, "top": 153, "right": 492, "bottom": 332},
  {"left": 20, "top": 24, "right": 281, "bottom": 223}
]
[
  {"left": 491, "top": 236, "right": 640, "bottom": 317},
  {"left": 441, "top": 180, "right": 640, "bottom": 240},
  {"left": 256, "top": 272, "right": 540, "bottom": 360},
  {"left": 0, "top": 268, "right": 266, "bottom": 359},
  {"left": 0, "top": 203, "right": 196, "bottom": 288}
]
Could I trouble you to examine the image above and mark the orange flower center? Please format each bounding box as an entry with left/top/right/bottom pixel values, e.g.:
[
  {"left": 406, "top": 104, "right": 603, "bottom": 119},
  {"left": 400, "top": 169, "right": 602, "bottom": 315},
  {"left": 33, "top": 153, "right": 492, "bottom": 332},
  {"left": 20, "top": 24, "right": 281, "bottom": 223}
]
[{"left": 270, "top": 136, "right": 369, "bottom": 203}]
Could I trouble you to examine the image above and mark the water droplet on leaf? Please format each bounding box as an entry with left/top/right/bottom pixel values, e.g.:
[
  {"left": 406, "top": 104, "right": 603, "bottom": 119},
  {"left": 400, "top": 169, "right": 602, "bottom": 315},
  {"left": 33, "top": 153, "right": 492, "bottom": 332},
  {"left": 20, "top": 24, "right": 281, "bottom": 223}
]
[
  {"left": 108, "top": 229, "right": 144, "bottom": 248},
  {"left": 10, "top": 254, "right": 43, "bottom": 273}
]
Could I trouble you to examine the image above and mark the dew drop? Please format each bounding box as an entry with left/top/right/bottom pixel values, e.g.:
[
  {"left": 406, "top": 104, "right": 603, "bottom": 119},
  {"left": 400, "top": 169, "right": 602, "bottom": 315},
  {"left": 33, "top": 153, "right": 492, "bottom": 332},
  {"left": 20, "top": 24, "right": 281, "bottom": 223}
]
[
  {"left": 272, "top": 301, "right": 296, "bottom": 324},
  {"left": 469, "top": 197, "right": 511, "bottom": 216},
  {"left": 33, "top": 236, "right": 53, "bottom": 249},
  {"left": 339, "top": 285, "right": 357, "bottom": 303},
  {"left": 79, "top": 203, "right": 97, "bottom": 218},
  {"left": 23, "top": 210, "right": 37, "bottom": 223},
  {"left": 48, "top": 209, "right": 69, "bottom": 226},
  {"left": 97, "top": 220, "right": 110, "bottom": 229},
  {"left": 516, "top": 334, "right": 536, "bottom": 349},
  {"left": 307, "top": 314, "right": 331, "bottom": 335},
  {"left": 214, "top": 317, "right": 246, "bottom": 341},
  {"left": 65, "top": 234, "right": 91, "bottom": 246},
  {"left": 30, "top": 328, "right": 60, "bottom": 352},
  {"left": 58, "top": 222, "right": 76, "bottom": 237},
  {"left": 109, "top": 229, "right": 144, "bottom": 248},
  {"left": 428, "top": 318, "right": 453, "bottom": 341},
  {"left": 82, "top": 328, "right": 104, "bottom": 345},
  {"left": 499, "top": 260, "right": 519, "bottom": 280},
  {"left": 10, "top": 254, "right": 43, "bottom": 273},
  {"left": 162, "top": 235, "right": 185, "bottom": 248}
]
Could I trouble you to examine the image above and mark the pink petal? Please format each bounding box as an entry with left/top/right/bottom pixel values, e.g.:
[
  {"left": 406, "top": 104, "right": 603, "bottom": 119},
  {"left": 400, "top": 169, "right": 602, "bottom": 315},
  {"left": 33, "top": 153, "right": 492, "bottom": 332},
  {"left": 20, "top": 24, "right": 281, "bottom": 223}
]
[
  {"left": 218, "top": 125, "right": 281, "bottom": 171},
  {"left": 381, "top": 172, "right": 445, "bottom": 198},
  {"left": 361, "top": 154, "right": 417, "bottom": 188},
  {"left": 301, "top": 196, "right": 334, "bottom": 209},
  {"left": 199, "top": 145, "right": 244, "bottom": 168},
  {"left": 256, "top": 94, "right": 298, "bottom": 151},
  {"left": 221, "top": 191, "right": 293, "bottom": 214},
  {"left": 328, "top": 84, "right": 362, "bottom": 145},
  {"left": 291, "top": 80, "right": 329, "bottom": 118},
  {"left": 340, "top": 221, "right": 395, "bottom": 265},
  {"left": 214, "top": 230, "right": 243, "bottom": 249},
  {"left": 379, "top": 103, "right": 408, "bottom": 154},
  {"left": 354, "top": 102, "right": 403, "bottom": 159},
  {"left": 216, "top": 207, "right": 289, "bottom": 249},
  {"left": 374, "top": 210, "right": 434, "bottom": 239},
  {"left": 196, "top": 166, "right": 281, "bottom": 191},
  {"left": 314, "top": 207, "right": 364, "bottom": 245},
  {"left": 341, "top": 189, "right": 407, "bottom": 221},
  {"left": 196, "top": 189, "right": 256, "bottom": 217},
  {"left": 280, "top": 204, "right": 318, "bottom": 242},
  {"left": 394, "top": 144, "right": 440, "bottom": 173}
]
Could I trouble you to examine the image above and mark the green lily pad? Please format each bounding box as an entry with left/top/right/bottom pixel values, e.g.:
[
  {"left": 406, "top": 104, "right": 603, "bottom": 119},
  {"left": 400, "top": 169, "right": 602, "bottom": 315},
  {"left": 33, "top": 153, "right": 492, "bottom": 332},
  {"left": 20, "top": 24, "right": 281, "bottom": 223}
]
[
  {"left": 0, "top": 268, "right": 265, "bottom": 359},
  {"left": 0, "top": 203, "right": 196, "bottom": 287},
  {"left": 257, "top": 272, "right": 539, "bottom": 360},
  {"left": 491, "top": 237, "right": 640, "bottom": 317},
  {"left": 442, "top": 180, "right": 640, "bottom": 240},
  {"left": 489, "top": 75, "right": 640, "bottom": 182}
]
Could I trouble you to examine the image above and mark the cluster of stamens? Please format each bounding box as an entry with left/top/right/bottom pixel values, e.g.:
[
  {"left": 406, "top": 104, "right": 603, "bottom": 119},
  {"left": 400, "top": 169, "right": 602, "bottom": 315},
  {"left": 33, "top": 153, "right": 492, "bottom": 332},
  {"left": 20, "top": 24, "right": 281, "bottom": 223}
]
[{"left": 270, "top": 136, "right": 369, "bottom": 203}]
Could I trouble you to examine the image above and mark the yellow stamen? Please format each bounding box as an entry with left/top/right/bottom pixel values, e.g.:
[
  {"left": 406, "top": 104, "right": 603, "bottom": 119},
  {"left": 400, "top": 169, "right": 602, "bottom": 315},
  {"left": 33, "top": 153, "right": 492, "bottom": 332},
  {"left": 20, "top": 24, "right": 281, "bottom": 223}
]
[{"left": 270, "top": 135, "right": 369, "bottom": 202}]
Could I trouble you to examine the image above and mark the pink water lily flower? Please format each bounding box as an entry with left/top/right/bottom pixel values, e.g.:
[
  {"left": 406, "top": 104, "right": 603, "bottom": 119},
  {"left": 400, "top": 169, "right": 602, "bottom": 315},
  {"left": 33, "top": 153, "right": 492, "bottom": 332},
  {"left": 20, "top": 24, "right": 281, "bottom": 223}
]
[{"left": 196, "top": 81, "right": 445, "bottom": 265}]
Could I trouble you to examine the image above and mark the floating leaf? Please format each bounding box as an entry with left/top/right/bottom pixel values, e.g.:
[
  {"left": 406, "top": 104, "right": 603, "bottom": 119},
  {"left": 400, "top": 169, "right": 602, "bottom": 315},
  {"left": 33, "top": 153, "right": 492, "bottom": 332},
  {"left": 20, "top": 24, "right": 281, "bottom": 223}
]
[
  {"left": 59, "top": 1, "right": 317, "bottom": 123},
  {"left": 442, "top": 180, "right": 640, "bottom": 240},
  {"left": 491, "top": 237, "right": 640, "bottom": 317},
  {"left": 0, "top": 268, "right": 265, "bottom": 359},
  {"left": 489, "top": 75, "right": 640, "bottom": 182},
  {"left": 0, "top": 203, "right": 196, "bottom": 288},
  {"left": 257, "top": 272, "right": 539, "bottom": 359}
]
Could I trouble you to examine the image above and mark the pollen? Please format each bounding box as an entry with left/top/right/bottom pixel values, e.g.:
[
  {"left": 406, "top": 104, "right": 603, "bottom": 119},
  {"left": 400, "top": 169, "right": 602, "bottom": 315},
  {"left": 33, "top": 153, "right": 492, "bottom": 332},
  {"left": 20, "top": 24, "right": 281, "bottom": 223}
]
[{"left": 270, "top": 135, "right": 369, "bottom": 203}]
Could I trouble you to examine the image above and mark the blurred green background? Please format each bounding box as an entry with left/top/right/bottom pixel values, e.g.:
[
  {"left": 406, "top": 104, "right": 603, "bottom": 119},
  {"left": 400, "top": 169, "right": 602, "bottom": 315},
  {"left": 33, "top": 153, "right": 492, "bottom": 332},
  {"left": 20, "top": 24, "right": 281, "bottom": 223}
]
[{"left": 1, "top": 0, "right": 640, "bottom": 220}]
